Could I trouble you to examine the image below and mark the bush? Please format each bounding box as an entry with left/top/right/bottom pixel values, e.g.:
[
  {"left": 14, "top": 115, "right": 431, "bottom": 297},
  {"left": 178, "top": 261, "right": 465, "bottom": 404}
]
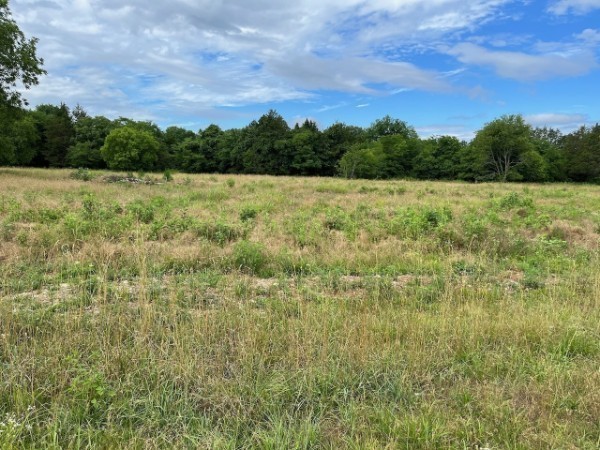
[
  {"left": 194, "top": 221, "right": 243, "bottom": 245},
  {"left": 70, "top": 168, "right": 94, "bottom": 182},
  {"left": 67, "top": 364, "right": 115, "bottom": 424},
  {"left": 388, "top": 207, "right": 453, "bottom": 238},
  {"left": 232, "top": 240, "right": 270, "bottom": 276},
  {"left": 498, "top": 192, "right": 534, "bottom": 210},
  {"left": 127, "top": 200, "right": 155, "bottom": 223},
  {"left": 240, "top": 205, "right": 259, "bottom": 222},
  {"left": 324, "top": 207, "right": 348, "bottom": 231}
]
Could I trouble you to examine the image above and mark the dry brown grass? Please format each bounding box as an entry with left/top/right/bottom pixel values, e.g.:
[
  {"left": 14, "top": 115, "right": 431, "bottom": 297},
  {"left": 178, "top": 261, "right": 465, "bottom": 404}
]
[{"left": 0, "top": 168, "right": 599, "bottom": 448}]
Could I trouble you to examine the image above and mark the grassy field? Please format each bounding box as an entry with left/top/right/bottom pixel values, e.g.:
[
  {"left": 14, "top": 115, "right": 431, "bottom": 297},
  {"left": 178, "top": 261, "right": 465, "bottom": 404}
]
[{"left": 0, "top": 167, "right": 599, "bottom": 449}]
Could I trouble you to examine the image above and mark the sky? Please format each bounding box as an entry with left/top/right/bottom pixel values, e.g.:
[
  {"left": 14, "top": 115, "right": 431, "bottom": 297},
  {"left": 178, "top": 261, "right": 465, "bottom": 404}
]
[{"left": 11, "top": 0, "right": 600, "bottom": 139}]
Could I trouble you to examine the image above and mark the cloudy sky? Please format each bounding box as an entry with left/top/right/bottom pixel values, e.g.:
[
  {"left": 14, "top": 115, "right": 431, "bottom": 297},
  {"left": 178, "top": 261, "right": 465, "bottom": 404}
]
[{"left": 12, "top": 0, "right": 600, "bottom": 138}]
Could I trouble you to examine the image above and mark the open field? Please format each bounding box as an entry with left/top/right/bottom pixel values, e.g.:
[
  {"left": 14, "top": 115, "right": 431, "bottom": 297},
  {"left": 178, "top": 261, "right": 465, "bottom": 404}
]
[{"left": 1, "top": 168, "right": 599, "bottom": 448}]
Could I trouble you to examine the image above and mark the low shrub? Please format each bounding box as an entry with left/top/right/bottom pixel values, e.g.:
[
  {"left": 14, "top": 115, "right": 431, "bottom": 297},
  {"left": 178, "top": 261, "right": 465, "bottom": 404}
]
[
  {"left": 70, "top": 168, "right": 94, "bottom": 182},
  {"left": 232, "top": 240, "right": 270, "bottom": 276}
]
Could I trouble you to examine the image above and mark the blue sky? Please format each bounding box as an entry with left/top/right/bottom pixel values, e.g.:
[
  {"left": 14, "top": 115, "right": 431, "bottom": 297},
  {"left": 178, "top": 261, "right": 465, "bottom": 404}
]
[{"left": 12, "top": 0, "right": 600, "bottom": 139}]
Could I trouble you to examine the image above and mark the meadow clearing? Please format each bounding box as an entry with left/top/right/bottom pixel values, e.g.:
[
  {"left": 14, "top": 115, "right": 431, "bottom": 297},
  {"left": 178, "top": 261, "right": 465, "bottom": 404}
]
[{"left": 0, "top": 168, "right": 599, "bottom": 448}]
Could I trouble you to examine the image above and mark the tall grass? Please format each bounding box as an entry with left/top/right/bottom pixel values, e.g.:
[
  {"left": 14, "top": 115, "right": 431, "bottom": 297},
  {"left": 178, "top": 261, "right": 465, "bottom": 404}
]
[{"left": 0, "top": 168, "right": 599, "bottom": 448}]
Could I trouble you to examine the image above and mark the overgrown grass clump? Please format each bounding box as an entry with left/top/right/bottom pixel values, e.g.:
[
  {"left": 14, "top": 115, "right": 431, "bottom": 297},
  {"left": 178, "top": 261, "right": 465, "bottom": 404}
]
[{"left": 0, "top": 169, "right": 599, "bottom": 448}]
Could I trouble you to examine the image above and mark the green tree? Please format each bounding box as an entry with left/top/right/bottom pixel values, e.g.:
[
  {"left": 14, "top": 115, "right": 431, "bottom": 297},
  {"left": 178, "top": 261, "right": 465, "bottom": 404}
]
[
  {"left": 33, "top": 103, "right": 74, "bottom": 167},
  {"left": 242, "top": 110, "right": 290, "bottom": 174},
  {"left": 468, "top": 115, "right": 536, "bottom": 181},
  {"left": 375, "top": 134, "right": 421, "bottom": 178},
  {"left": 337, "top": 116, "right": 419, "bottom": 179},
  {"left": 322, "top": 123, "right": 366, "bottom": 175},
  {"left": 288, "top": 120, "right": 323, "bottom": 175},
  {"left": 532, "top": 127, "right": 566, "bottom": 182},
  {"left": 164, "top": 125, "right": 196, "bottom": 168},
  {"left": 366, "top": 115, "right": 418, "bottom": 142},
  {"left": 174, "top": 137, "right": 207, "bottom": 172},
  {"left": 199, "top": 124, "right": 223, "bottom": 172},
  {"left": 338, "top": 143, "right": 379, "bottom": 179},
  {"left": 519, "top": 149, "right": 548, "bottom": 182},
  {"left": 164, "top": 125, "right": 195, "bottom": 149},
  {"left": 413, "top": 136, "right": 465, "bottom": 180},
  {"left": 562, "top": 125, "right": 600, "bottom": 182},
  {"left": 0, "top": 0, "right": 45, "bottom": 108},
  {"left": 100, "top": 126, "right": 160, "bottom": 171},
  {"left": 112, "top": 118, "right": 167, "bottom": 169},
  {"left": 67, "top": 114, "right": 116, "bottom": 168},
  {"left": 411, "top": 139, "right": 437, "bottom": 180},
  {"left": 0, "top": 107, "right": 39, "bottom": 165},
  {"left": 214, "top": 128, "right": 244, "bottom": 173}
]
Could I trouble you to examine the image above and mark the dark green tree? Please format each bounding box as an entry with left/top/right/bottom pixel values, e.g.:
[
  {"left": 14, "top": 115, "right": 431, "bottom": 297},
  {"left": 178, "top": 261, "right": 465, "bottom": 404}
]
[
  {"left": 214, "top": 128, "right": 244, "bottom": 173},
  {"left": 242, "top": 110, "right": 290, "bottom": 174},
  {"left": 562, "top": 125, "right": 600, "bottom": 182},
  {"left": 288, "top": 120, "right": 323, "bottom": 175},
  {"left": 532, "top": 127, "right": 565, "bottom": 181},
  {"left": 468, "top": 115, "right": 537, "bottom": 181},
  {"left": 33, "top": 103, "right": 74, "bottom": 167},
  {"left": 519, "top": 149, "right": 548, "bottom": 182},
  {"left": 0, "top": 0, "right": 45, "bottom": 108},
  {"left": 0, "top": 107, "right": 39, "bottom": 165},
  {"left": 100, "top": 126, "right": 161, "bottom": 171},
  {"left": 199, "top": 124, "right": 223, "bottom": 172},
  {"left": 375, "top": 134, "right": 421, "bottom": 178},
  {"left": 67, "top": 114, "right": 116, "bottom": 168},
  {"left": 366, "top": 115, "right": 418, "bottom": 142},
  {"left": 164, "top": 126, "right": 195, "bottom": 153},
  {"left": 174, "top": 137, "right": 207, "bottom": 172},
  {"left": 322, "top": 123, "right": 366, "bottom": 175},
  {"left": 413, "top": 136, "right": 465, "bottom": 180},
  {"left": 164, "top": 125, "right": 196, "bottom": 169}
]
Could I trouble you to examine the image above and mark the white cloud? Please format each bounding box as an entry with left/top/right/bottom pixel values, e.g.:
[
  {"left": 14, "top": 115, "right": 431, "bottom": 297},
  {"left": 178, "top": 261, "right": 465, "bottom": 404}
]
[
  {"left": 524, "top": 112, "right": 597, "bottom": 133},
  {"left": 524, "top": 113, "right": 587, "bottom": 126},
  {"left": 448, "top": 42, "right": 596, "bottom": 80},
  {"left": 315, "top": 102, "right": 347, "bottom": 113},
  {"left": 575, "top": 28, "right": 600, "bottom": 45},
  {"left": 548, "top": 0, "right": 600, "bottom": 15},
  {"left": 267, "top": 55, "right": 452, "bottom": 93},
  {"left": 11, "top": 0, "right": 514, "bottom": 123},
  {"left": 416, "top": 124, "right": 475, "bottom": 141}
]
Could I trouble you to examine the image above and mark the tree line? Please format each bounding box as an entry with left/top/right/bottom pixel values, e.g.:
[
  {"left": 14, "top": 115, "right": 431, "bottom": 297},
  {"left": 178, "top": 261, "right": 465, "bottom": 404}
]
[
  {"left": 1, "top": 103, "right": 599, "bottom": 183},
  {"left": 2, "top": 0, "right": 600, "bottom": 183}
]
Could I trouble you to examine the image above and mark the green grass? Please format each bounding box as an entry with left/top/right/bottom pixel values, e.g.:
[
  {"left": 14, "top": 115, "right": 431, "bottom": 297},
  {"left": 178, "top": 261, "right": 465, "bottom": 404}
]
[{"left": 0, "top": 168, "right": 599, "bottom": 448}]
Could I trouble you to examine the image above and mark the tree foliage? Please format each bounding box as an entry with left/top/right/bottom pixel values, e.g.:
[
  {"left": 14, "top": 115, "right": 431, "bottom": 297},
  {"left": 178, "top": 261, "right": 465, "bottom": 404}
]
[
  {"left": 100, "top": 126, "right": 161, "bottom": 171},
  {"left": 562, "top": 125, "right": 600, "bottom": 182},
  {"left": 0, "top": 106, "right": 38, "bottom": 165},
  {"left": 0, "top": 0, "right": 45, "bottom": 108},
  {"left": 67, "top": 114, "right": 115, "bottom": 168},
  {"left": 366, "top": 115, "right": 417, "bottom": 142},
  {"left": 2, "top": 99, "right": 600, "bottom": 184},
  {"left": 34, "top": 103, "right": 74, "bottom": 167},
  {"left": 413, "top": 136, "right": 464, "bottom": 180},
  {"left": 468, "top": 115, "right": 537, "bottom": 181}
]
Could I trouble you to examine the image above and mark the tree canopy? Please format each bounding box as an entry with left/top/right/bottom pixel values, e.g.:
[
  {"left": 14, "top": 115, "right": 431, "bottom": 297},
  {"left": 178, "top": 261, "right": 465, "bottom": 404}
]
[
  {"left": 1, "top": 101, "right": 599, "bottom": 185},
  {"left": 100, "top": 126, "right": 161, "bottom": 171},
  {"left": 0, "top": 0, "right": 45, "bottom": 108},
  {"left": 468, "top": 115, "right": 538, "bottom": 181}
]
